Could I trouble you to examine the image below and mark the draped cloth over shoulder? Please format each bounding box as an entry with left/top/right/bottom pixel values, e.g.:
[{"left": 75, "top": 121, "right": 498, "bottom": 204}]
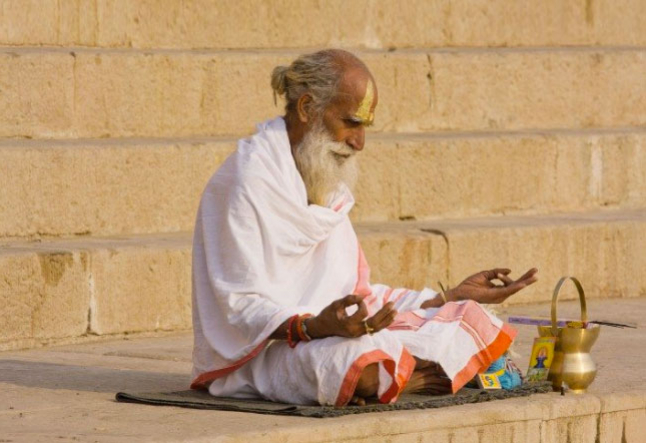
[{"left": 191, "top": 117, "right": 516, "bottom": 406}]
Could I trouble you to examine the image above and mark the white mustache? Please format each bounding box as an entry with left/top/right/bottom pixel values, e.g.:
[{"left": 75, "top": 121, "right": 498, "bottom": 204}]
[
  {"left": 293, "top": 123, "right": 359, "bottom": 206},
  {"left": 328, "top": 144, "right": 355, "bottom": 157}
]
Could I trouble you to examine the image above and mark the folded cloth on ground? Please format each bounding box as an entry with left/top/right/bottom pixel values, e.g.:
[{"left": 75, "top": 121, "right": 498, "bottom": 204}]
[{"left": 116, "top": 382, "right": 551, "bottom": 418}]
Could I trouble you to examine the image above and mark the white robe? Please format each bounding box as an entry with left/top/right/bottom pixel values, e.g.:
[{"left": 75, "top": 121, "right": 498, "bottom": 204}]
[{"left": 191, "top": 117, "right": 516, "bottom": 405}]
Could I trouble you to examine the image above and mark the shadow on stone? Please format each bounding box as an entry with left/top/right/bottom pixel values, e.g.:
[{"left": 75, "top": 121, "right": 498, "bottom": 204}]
[{"left": 0, "top": 359, "right": 189, "bottom": 393}]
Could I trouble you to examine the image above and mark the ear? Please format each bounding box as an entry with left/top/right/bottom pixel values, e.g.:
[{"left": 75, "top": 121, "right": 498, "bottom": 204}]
[{"left": 296, "top": 94, "right": 314, "bottom": 123}]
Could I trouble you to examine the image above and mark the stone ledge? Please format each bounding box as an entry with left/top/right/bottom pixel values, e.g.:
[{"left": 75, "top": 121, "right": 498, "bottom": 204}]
[
  {"left": 1, "top": 130, "right": 645, "bottom": 238},
  {"left": 1, "top": 0, "right": 645, "bottom": 49},
  {"left": 1, "top": 49, "right": 645, "bottom": 138},
  {"left": 0, "top": 233, "right": 192, "bottom": 350},
  {"left": 1, "top": 295, "right": 645, "bottom": 442},
  {"left": 2, "top": 209, "right": 645, "bottom": 351}
]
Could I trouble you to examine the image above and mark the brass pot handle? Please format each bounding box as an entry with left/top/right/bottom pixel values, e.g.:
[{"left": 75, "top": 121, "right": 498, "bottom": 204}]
[{"left": 551, "top": 276, "right": 588, "bottom": 337}]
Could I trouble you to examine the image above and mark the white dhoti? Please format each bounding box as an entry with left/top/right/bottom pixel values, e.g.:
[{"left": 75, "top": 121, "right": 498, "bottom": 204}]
[
  {"left": 191, "top": 117, "right": 516, "bottom": 406},
  {"left": 200, "top": 300, "right": 515, "bottom": 406}
]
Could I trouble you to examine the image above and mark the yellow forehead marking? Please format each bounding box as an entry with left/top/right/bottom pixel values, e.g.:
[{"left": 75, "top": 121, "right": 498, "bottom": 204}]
[{"left": 354, "top": 79, "right": 375, "bottom": 125}]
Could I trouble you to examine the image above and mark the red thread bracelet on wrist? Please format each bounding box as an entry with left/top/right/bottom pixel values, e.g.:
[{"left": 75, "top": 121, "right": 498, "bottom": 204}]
[
  {"left": 296, "top": 314, "right": 313, "bottom": 342},
  {"left": 286, "top": 315, "right": 299, "bottom": 348}
]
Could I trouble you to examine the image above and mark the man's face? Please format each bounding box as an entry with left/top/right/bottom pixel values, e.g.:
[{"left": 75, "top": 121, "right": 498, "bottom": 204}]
[
  {"left": 319, "top": 70, "right": 378, "bottom": 154},
  {"left": 293, "top": 69, "right": 378, "bottom": 207}
]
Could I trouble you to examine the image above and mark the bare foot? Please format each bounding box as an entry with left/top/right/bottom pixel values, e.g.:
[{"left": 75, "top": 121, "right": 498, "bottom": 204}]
[
  {"left": 349, "top": 395, "right": 366, "bottom": 406},
  {"left": 403, "top": 361, "right": 453, "bottom": 395}
]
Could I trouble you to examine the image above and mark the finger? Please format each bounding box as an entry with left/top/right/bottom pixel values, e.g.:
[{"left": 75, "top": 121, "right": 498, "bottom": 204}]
[
  {"left": 485, "top": 268, "right": 512, "bottom": 280},
  {"left": 421, "top": 375, "right": 453, "bottom": 387},
  {"left": 422, "top": 379, "right": 452, "bottom": 387},
  {"left": 415, "top": 374, "right": 453, "bottom": 394},
  {"left": 496, "top": 273, "right": 514, "bottom": 286},
  {"left": 494, "top": 283, "right": 523, "bottom": 299},
  {"left": 368, "top": 308, "right": 398, "bottom": 332},
  {"left": 425, "top": 383, "right": 454, "bottom": 395},
  {"left": 340, "top": 294, "right": 364, "bottom": 307},
  {"left": 331, "top": 295, "right": 356, "bottom": 312},
  {"left": 515, "top": 268, "right": 539, "bottom": 283},
  {"left": 493, "top": 268, "right": 512, "bottom": 276},
  {"left": 423, "top": 387, "right": 453, "bottom": 395},
  {"left": 491, "top": 276, "right": 537, "bottom": 300},
  {"left": 348, "top": 300, "right": 369, "bottom": 322},
  {"left": 477, "top": 283, "right": 522, "bottom": 304},
  {"left": 370, "top": 302, "right": 398, "bottom": 325},
  {"left": 367, "top": 302, "right": 396, "bottom": 324},
  {"left": 492, "top": 268, "right": 538, "bottom": 295}
]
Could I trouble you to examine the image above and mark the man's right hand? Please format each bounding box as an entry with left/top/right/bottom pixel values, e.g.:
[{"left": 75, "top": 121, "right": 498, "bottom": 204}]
[{"left": 306, "top": 295, "right": 397, "bottom": 339}]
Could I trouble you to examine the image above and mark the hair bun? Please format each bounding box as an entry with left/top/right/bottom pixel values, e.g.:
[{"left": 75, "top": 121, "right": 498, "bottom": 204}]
[{"left": 271, "top": 65, "right": 289, "bottom": 96}]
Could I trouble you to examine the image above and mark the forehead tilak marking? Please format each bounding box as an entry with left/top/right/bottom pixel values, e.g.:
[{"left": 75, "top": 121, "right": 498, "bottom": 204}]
[{"left": 354, "top": 79, "right": 375, "bottom": 124}]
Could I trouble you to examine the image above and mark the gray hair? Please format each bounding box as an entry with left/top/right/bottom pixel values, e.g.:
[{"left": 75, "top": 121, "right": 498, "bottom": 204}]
[{"left": 271, "top": 49, "right": 362, "bottom": 115}]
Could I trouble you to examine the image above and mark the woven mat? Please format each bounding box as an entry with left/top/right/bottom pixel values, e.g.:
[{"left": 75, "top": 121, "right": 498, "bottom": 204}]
[{"left": 115, "top": 382, "right": 552, "bottom": 418}]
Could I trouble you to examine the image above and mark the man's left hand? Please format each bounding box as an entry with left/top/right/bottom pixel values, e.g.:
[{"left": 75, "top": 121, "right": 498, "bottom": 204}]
[{"left": 445, "top": 268, "right": 538, "bottom": 304}]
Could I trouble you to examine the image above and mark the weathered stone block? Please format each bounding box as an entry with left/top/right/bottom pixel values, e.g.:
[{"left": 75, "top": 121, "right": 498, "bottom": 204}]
[
  {"left": 0, "top": 52, "right": 74, "bottom": 138},
  {"left": 2, "top": 132, "right": 644, "bottom": 239},
  {"left": 88, "top": 238, "right": 192, "bottom": 335},
  {"left": 358, "top": 225, "right": 447, "bottom": 292},
  {"left": 377, "top": 50, "right": 646, "bottom": 133},
  {"left": 356, "top": 132, "right": 646, "bottom": 222},
  {"left": 0, "top": 140, "right": 235, "bottom": 238},
  {"left": 0, "top": 235, "right": 192, "bottom": 349},
  {"left": 541, "top": 415, "right": 600, "bottom": 443},
  {"left": 1, "top": 50, "right": 645, "bottom": 138},
  {"left": 2, "top": 211, "right": 645, "bottom": 350},
  {"left": 1, "top": 0, "right": 645, "bottom": 49},
  {"left": 439, "top": 213, "right": 646, "bottom": 304},
  {"left": 0, "top": 248, "right": 89, "bottom": 351},
  {"left": 598, "top": 410, "right": 646, "bottom": 443}
]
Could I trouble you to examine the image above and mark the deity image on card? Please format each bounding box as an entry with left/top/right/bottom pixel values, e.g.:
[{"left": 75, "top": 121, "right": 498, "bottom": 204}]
[{"left": 527, "top": 337, "right": 556, "bottom": 382}]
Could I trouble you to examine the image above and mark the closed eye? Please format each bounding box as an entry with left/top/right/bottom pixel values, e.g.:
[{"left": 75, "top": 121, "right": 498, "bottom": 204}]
[{"left": 344, "top": 117, "right": 364, "bottom": 128}]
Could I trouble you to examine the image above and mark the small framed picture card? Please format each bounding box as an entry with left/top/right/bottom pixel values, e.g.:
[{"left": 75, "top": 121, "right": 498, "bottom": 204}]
[
  {"left": 476, "top": 373, "right": 502, "bottom": 390},
  {"left": 526, "top": 337, "right": 557, "bottom": 382}
]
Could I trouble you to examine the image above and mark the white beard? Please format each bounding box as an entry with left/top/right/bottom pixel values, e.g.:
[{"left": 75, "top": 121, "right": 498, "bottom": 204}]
[{"left": 293, "top": 122, "right": 359, "bottom": 207}]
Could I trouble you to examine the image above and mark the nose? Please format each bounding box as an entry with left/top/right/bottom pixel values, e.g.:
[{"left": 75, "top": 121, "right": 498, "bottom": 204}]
[{"left": 346, "top": 127, "right": 365, "bottom": 152}]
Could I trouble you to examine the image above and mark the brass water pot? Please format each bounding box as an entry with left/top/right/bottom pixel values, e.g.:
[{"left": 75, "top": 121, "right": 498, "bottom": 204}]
[{"left": 537, "top": 277, "right": 600, "bottom": 393}]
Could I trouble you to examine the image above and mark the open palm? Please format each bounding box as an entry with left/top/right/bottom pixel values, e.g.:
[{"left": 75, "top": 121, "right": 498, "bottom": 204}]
[{"left": 448, "top": 268, "right": 538, "bottom": 304}]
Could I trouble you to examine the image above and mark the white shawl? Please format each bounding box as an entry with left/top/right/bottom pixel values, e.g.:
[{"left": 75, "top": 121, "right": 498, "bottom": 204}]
[{"left": 191, "top": 117, "right": 436, "bottom": 388}]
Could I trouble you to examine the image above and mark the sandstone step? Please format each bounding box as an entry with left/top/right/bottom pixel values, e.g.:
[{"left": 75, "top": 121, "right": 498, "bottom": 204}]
[
  {"left": 1, "top": 0, "right": 645, "bottom": 50},
  {"left": 360, "top": 129, "right": 646, "bottom": 223},
  {"left": 0, "top": 137, "right": 236, "bottom": 239},
  {"left": 1, "top": 298, "right": 645, "bottom": 442},
  {"left": 0, "top": 233, "right": 192, "bottom": 351},
  {"left": 2, "top": 209, "right": 645, "bottom": 351},
  {"left": 2, "top": 129, "right": 645, "bottom": 239},
  {"left": 2, "top": 47, "right": 645, "bottom": 139}
]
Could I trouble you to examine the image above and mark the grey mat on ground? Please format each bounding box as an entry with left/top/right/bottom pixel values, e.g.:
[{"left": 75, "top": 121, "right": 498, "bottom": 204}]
[{"left": 115, "top": 382, "right": 552, "bottom": 418}]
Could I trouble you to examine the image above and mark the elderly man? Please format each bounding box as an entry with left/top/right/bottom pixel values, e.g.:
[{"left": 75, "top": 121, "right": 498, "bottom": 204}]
[{"left": 190, "top": 49, "right": 538, "bottom": 406}]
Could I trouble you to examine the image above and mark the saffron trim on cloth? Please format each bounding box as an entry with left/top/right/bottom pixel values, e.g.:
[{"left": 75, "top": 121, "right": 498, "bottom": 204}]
[
  {"left": 354, "top": 244, "right": 372, "bottom": 297},
  {"left": 387, "top": 311, "right": 427, "bottom": 331},
  {"left": 431, "top": 301, "right": 503, "bottom": 345},
  {"left": 378, "top": 348, "right": 416, "bottom": 404},
  {"left": 334, "top": 348, "right": 416, "bottom": 407},
  {"left": 190, "top": 341, "right": 269, "bottom": 390},
  {"left": 451, "top": 323, "right": 516, "bottom": 393}
]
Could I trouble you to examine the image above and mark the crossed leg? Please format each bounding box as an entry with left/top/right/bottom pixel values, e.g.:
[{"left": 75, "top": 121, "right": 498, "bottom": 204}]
[{"left": 350, "top": 358, "right": 452, "bottom": 405}]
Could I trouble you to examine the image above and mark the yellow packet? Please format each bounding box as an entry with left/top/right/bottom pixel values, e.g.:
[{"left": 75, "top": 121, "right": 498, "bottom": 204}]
[{"left": 476, "top": 373, "right": 502, "bottom": 390}]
